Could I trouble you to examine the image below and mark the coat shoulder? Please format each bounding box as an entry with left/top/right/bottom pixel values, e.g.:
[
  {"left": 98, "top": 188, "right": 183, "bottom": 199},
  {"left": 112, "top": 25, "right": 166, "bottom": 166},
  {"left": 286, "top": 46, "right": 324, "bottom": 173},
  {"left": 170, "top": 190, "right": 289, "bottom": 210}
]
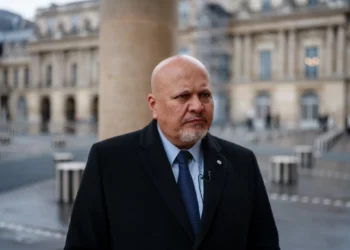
[
  {"left": 210, "top": 134, "right": 255, "bottom": 158},
  {"left": 94, "top": 129, "right": 141, "bottom": 152}
]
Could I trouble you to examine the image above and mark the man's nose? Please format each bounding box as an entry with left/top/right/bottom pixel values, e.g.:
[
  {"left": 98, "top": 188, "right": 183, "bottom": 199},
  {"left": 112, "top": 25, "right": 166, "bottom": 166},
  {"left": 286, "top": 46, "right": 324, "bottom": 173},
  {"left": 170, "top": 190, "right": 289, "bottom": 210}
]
[{"left": 189, "top": 96, "right": 204, "bottom": 113}]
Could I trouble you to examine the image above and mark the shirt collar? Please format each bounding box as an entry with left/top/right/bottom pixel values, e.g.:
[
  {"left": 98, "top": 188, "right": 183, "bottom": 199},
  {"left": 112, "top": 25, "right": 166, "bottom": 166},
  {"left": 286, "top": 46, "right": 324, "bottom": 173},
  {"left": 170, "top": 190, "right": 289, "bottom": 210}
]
[{"left": 157, "top": 123, "right": 202, "bottom": 166}]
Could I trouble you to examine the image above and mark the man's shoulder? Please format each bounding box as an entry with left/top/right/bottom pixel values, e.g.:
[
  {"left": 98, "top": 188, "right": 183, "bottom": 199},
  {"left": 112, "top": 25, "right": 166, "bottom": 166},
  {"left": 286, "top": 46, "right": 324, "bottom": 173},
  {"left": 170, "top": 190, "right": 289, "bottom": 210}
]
[
  {"left": 209, "top": 134, "right": 254, "bottom": 157},
  {"left": 94, "top": 129, "right": 142, "bottom": 151}
]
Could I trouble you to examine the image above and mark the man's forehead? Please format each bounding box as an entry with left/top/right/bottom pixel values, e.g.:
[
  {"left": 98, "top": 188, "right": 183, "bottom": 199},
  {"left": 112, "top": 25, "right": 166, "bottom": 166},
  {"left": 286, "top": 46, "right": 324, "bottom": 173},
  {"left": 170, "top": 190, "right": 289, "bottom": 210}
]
[{"left": 153, "top": 56, "right": 208, "bottom": 78}]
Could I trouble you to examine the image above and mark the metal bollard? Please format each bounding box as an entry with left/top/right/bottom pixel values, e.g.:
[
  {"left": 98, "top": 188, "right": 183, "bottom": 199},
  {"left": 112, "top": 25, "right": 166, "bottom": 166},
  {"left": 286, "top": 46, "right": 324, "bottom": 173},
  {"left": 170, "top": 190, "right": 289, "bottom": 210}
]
[
  {"left": 53, "top": 152, "right": 74, "bottom": 165},
  {"left": 269, "top": 156, "right": 298, "bottom": 185},
  {"left": 52, "top": 136, "right": 66, "bottom": 149},
  {"left": 0, "top": 132, "right": 11, "bottom": 145},
  {"left": 56, "top": 162, "right": 85, "bottom": 204},
  {"left": 295, "top": 145, "right": 314, "bottom": 168}
]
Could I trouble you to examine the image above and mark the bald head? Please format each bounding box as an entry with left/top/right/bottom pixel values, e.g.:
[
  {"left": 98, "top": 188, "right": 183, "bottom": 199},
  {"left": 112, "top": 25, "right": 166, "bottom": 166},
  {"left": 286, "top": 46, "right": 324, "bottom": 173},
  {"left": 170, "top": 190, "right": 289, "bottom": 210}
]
[
  {"left": 147, "top": 55, "right": 214, "bottom": 149},
  {"left": 151, "top": 55, "right": 210, "bottom": 95}
]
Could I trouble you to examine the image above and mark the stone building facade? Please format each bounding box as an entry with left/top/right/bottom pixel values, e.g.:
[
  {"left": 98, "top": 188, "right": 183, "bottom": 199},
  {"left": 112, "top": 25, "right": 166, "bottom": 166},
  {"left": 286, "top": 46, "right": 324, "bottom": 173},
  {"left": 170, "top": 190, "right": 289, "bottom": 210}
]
[
  {"left": 178, "top": 0, "right": 350, "bottom": 129},
  {"left": 0, "top": 10, "right": 33, "bottom": 123},
  {"left": 2, "top": 0, "right": 350, "bottom": 131},
  {"left": 27, "top": 0, "right": 100, "bottom": 132}
]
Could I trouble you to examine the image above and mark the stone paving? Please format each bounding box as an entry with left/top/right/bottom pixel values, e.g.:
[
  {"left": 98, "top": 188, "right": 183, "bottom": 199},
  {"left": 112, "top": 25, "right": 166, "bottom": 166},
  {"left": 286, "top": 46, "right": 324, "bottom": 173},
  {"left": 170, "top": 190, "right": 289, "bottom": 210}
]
[{"left": 0, "top": 127, "right": 349, "bottom": 250}]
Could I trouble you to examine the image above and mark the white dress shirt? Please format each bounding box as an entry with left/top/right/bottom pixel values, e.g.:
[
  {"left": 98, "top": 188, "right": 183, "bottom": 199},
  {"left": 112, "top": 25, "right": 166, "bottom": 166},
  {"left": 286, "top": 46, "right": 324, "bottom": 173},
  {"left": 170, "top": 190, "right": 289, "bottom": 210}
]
[{"left": 157, "top": 124, "right": 204, "bottom": 217}]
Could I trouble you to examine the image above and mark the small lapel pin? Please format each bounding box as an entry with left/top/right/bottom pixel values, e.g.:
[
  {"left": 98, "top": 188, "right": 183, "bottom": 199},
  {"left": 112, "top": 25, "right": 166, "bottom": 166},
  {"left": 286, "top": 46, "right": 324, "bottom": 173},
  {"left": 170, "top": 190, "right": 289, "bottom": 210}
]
[{"left": 217, "top": 160, "right": 222, "bottom": 165}]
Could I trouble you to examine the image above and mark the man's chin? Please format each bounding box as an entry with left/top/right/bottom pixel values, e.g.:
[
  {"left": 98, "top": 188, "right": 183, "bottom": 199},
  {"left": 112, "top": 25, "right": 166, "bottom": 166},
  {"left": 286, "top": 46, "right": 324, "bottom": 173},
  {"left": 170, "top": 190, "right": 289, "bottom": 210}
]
[{"left": 179, "top": 128, "right": 208, "bottom": 143}]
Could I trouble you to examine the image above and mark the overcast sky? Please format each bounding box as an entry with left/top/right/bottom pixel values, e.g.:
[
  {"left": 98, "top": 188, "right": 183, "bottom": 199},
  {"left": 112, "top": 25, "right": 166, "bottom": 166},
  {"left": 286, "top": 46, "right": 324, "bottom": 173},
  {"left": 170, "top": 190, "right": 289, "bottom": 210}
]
[{"left": 0, "top": 0, "right": 73, "bottom": 20}]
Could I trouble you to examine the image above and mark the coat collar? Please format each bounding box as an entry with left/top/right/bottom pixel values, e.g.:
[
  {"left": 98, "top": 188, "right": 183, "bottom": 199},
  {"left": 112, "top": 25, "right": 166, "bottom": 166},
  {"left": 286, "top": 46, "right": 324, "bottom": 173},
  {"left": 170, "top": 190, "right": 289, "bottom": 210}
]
[{"left": 139, "top": 120, "right": 228, "bottom": 247}]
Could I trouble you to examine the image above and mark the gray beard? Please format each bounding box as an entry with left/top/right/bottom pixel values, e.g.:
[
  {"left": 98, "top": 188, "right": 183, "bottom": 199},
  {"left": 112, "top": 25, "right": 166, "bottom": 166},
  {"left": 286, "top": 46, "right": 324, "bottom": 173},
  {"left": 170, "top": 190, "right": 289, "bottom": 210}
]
[{"left": 179, "top": 126, "right": 208, "bottom": 143}]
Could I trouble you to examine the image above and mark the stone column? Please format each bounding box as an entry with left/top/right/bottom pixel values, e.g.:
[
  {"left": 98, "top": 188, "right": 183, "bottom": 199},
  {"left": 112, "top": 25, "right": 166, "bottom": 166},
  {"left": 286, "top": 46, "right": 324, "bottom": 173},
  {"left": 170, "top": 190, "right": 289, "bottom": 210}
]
[
  {"left": 99, "top": 0, "right": 177, "bottom": 140},
  {"left": 336, "top": 25, "right": 345, "bottom": 75},
  {"left": 233, "top": 35, "right": 242, "bottom": 83},
  {"left": 325, "top": 26, "right": 334, "bottom": 77},
  {"left": 50, "top": 90, "right": 67, "bottom": 127},
  {"left": 91, "top": 49, "right": 98, "bottom": 86},
  {"left": 53, "top": 51, "right": 64, "bottom": 88},
  {"left": 287, "top": 29, "right": 296, "bottom": 80},
  {"left": 27, "top": 92, "right": 40, "bottom": 123},
  {"left": 278, "top": 30, "right": 285, "bottom": 80},
  {"left": 243, "top": 34, "right": 251, "bottom": 82},
  {"left": 76, "top": 91, "right": 91, "bottom": 121},
  {"left": 18, "top": 66, "right": 24, "bottom": 89}
]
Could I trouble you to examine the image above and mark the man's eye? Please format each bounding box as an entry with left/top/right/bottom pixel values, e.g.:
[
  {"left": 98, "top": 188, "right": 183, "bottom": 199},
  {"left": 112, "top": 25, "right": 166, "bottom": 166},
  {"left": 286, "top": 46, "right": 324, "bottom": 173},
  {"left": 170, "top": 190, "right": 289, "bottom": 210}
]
[
  {"left": 201, "top": 93, "right": 211, "bottom": 97},
  {"left": 177, "top": 94, "right": 189, "bottom": 99}
]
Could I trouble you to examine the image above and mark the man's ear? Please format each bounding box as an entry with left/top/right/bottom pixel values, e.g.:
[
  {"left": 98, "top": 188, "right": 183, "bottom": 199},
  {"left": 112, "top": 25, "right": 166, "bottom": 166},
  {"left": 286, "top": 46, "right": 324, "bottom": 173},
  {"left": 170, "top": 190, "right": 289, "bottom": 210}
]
[{"left": 148, "top": 94, "right": 158, "bottom": 119}]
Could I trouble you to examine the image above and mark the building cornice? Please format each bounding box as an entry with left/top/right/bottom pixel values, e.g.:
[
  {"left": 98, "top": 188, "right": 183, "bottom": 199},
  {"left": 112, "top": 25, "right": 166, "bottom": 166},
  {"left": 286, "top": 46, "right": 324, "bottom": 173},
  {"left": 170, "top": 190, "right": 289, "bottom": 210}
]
[{"left": 28, "top": 35, "right": 98, "bottom": 53}]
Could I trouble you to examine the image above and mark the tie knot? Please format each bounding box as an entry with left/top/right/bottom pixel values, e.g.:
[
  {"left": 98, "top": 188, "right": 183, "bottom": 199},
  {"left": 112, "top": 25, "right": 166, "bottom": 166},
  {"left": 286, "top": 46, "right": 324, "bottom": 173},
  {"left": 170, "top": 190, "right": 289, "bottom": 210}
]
[{"left": 176, "top": 150, "right": 192, "bottom": 165}]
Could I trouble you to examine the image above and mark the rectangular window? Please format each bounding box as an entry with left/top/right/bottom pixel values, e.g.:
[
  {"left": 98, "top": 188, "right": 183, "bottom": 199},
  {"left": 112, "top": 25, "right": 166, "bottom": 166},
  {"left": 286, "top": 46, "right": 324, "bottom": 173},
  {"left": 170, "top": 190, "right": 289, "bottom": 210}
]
[
  {"left": 24, "top": 67, "right": 29, "bottom": 88},
  {"left": 304, "top": 46, "right": 319, "bottom": 79},
  {"left": 14, "top": 68, "right": 19, "bottom": 88},
  {"left": 259, "top": 50, "right": 272, "bottom": 81},
  {"left": 308, "top": 0, "right": 318, "bottom": 6},
  {"left": 47, "top": 18, "right": 54, "bottom": 36},
  {"left": 262, "top": 0, "right": 271, "bottom": 11},
  {"left": 71, "top": 63, "right": 77, "bottom": 86},
  {"left": 178, "top": 47, "right": 189, "bottom": 55},
  {"left": 71, "top": 15, "right": 79, "bottom": 34},
  {"left": 3, "top": 69, "right": 8, "bottom": 86},
  {"left": 46, "top": 65, "right": 52, "bottom": 87},
  {"left": 219, "top": 54, "right": 230, "bottom": 83},
  {"left": 179, "top": 1, "right": 189, "bottom": 27}
]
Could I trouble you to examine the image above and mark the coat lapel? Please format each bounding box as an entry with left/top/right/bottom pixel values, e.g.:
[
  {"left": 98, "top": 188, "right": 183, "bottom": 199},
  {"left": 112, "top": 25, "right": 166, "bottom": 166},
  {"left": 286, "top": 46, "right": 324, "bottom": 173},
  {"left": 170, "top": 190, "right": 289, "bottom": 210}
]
[
  {"left": 193, "top": 135, "right": 228, "bottom": 250},
  {"left": 138, "top": 120, "right": 195, "bottom": 241}
]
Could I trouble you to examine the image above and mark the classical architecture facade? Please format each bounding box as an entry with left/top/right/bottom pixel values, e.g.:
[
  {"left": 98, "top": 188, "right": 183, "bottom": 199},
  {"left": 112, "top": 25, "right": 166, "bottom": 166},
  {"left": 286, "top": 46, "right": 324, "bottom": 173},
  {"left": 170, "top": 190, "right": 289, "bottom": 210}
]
[
  {"left": 1, "top": 0, "right": 350, "bottom": 131},
  {"left": 27, "top": 0, "right": 99, "bottom": 132},
  {"left": 0, "top": 10, "right": 33, "bottom": 123},
  {"left": 178, "top": 0, "right": 350, "bottom": 129}
]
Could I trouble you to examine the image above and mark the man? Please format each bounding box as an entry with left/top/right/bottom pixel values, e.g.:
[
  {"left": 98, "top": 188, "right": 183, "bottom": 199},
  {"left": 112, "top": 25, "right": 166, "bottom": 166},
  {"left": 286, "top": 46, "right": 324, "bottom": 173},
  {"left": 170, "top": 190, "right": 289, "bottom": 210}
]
[{"left": 64, "top": 55, "right": 280, "bottom": 250}]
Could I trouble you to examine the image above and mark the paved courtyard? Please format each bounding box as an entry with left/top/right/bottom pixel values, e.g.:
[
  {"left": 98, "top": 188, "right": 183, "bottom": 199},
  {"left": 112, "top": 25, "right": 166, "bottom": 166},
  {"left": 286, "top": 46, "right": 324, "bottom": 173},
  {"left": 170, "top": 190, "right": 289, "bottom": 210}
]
[{"left": 0, "top": 126, "right": 349, "bottom": 250}]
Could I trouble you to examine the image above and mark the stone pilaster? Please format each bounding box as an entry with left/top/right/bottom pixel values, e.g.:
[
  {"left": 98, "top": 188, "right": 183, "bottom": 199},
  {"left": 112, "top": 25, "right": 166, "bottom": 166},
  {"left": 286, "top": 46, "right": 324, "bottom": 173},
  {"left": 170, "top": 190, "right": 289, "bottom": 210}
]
[
  {"left": 53, "top": 52, "right": 64, "bottom": 88},
  {"left": 30, "top": 53, "right": 40, "bottom": 87},
  {"left": 233, "top": 35, "right": 242, "bottom": 83},
  {"left": 287, "top": 29, "right": 296, "bottom": 79},
  {"left": 325, "top": 26, "right": 334, "bottom": 77},
  {"left": 243, "top": 34, "right": 251, "bottom": 82},
  {"left": 336, "top": 25, "right": 345, "bottom": 75},
  {"left": 98, "top": 0, "right": 177, "bottom": 140},
  {"left": 278, "top": 30, "right": 286, "bottom": 80}
]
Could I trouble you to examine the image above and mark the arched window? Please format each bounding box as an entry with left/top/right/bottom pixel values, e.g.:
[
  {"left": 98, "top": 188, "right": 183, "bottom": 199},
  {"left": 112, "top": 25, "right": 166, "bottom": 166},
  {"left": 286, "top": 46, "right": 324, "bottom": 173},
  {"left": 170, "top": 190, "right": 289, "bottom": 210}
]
[{"left": 65, "top": 96, "right": 76, "bottom": 122}]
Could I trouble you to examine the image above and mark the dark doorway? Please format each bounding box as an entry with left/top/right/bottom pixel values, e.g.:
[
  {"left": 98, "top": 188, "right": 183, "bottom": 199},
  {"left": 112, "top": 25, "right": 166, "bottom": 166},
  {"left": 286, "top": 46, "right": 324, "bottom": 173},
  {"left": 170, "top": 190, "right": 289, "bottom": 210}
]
[{"left": 40, "top": 97, "right": 50, "bottom": 133}]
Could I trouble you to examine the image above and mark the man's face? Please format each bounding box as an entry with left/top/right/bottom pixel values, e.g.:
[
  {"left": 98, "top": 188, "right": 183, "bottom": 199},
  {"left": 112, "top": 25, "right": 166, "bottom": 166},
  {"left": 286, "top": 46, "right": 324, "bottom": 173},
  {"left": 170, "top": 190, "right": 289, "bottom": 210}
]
[{"left": 149, "top": 63, "right": 214, "bottom": 148}]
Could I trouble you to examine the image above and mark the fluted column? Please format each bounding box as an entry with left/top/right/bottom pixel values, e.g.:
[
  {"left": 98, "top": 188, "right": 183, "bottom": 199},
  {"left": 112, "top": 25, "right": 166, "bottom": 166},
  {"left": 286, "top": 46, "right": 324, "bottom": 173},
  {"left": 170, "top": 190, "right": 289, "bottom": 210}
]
[
  {"left": 99, "top": 0, "right": 177, "bottom": 140},
  {"left": 325, "top": 26, "right": 334, "bottom": 77},
  {"left": 233, "top": 35, "right": 242, "bottom": 83},
  {"left": 336, "top": 25, "right": 345, "bottom": 75},
  {"left": 287, "top": 29, "right": 296, "bottom": 79},
  {"left": 243, "top": 34, "right": 251, "bottom": 82},
  {"left": 277, "top": 30, "right": 286, "bottom": 80}
]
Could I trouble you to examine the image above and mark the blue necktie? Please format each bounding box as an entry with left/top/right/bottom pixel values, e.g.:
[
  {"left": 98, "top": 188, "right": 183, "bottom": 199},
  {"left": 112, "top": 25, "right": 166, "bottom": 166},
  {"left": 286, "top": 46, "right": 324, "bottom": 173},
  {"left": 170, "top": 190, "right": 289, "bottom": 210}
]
[{"left": 176, "top": 150, "right": 200, "bottom": 235}]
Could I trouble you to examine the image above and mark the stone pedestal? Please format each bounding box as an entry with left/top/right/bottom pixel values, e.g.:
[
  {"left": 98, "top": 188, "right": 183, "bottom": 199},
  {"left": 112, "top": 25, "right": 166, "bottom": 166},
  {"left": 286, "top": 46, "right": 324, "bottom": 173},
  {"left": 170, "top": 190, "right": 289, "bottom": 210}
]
[{"left": 98, "top": 0, "right": 177, "bottom": 140}]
